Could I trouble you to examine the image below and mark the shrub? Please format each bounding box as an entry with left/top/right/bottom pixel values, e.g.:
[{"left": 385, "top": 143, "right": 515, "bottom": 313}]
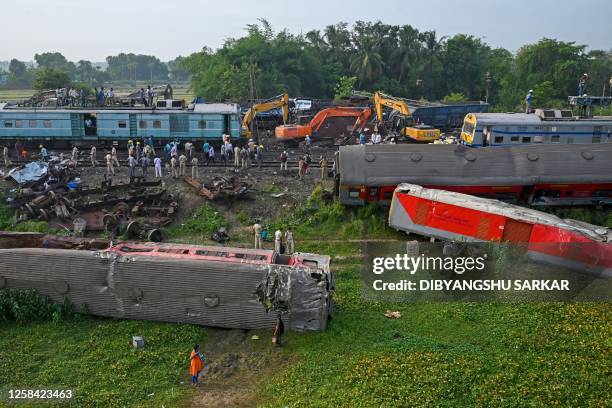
[
  {"left": 170, "top": 203, "right": 226, "bottom": 236},
  {"left": 0, "top": 288, "right": 73, "bottom": 323}
]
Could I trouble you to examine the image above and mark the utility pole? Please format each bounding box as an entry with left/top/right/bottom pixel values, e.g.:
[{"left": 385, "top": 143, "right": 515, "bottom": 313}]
[
  {"left": 248, "top": 58, "right": 257, "bottom": 145},
  {"left": 485, "top": 71, "right": 491, "bottom": 104}
]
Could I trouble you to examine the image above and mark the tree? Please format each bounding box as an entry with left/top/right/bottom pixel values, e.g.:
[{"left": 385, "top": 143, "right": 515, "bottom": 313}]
[
  {"left": 34, "top": 52, "right": 75, "bottom": 74},
  {"left": 105, "top": 53, "right": 168, "bottom": 82},
  {"left": 8, "top": 59, "right": 26, "bottom": 77},
  {"left": 350, "top": 35, "right": 384, "bottom": 88},
  {"left": 33, "top": 67, "right": 71, "bottom": 90},
  {"left": 392, "top": 25, "right": 421, "bottom": 82},
  {"left": 334, "top": 76, "right": 357, "bottom": 99}
]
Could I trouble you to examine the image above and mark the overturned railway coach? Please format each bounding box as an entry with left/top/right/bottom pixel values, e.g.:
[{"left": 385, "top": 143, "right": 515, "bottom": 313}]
[
  {"left": 388, "top": 184, "right": 612, "bottom": 276},
  {"left": 337, "top": 143, "right": 612, "bottom": 206},
  {"left": 0, "top": 101, "right": 241, "bottom": 148},
  {"left": 0, "top": 235, "right": 335, "bottom": 331},
  {"left": 461, "top": 109, "right": 612, "bottom": 147}
]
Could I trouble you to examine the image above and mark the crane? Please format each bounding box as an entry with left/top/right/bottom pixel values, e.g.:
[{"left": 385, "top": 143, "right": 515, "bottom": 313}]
[
  {"left": 275, "top": 106, "right": 372, "bottom": 144},
  {"left": 241, "top": 93, "right": 289, "bottom": 138}
]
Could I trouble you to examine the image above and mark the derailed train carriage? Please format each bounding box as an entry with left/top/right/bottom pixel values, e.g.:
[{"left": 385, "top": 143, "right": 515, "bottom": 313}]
[
  {"left": 0, "top": 233, "right": 335, "bottom": 331},
  {"left": 388, "top": 184, "right": 612, "bottom": 276},
  {"left": 336, "top": 143, "right": 612, "bottom": 206}
]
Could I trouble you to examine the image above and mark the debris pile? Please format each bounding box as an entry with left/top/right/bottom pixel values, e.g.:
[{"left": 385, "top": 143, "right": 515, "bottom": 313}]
[
  {"left": 183, "top": 176, "right": 252, "bottom": 200},
  {"left": 5, "top": 172, "right": 178, "bottom": 239}
]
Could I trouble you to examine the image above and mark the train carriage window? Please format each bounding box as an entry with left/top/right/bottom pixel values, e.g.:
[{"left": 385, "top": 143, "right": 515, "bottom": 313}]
[
  {"left": 3, "top": 121, "right": 12, "bottom": 128},
  {"left": 592, "top": 135, "right": 601, "bottom": 143},
  {"left": 15, "top": 120, "right": 23, "bottom": 128},
  {"left": 118, "top": 120, "right": 127, "bottom": 128},
  {"left": 43, "top": 120, "right": 51, "bottom": 128},
  {"left": 139, "top": 120, "right": 147, "bottom": 128},
  {"left": 551, "top": 135, "right": 560, "bottom": 143},
  {"left": 29, "top": 120, "right": 37, "bottom": 128},
  {"left": 198, "top": 120, "right": 206, "bottom": 129},
  {"left": 348, "top": 188, "right": 360, "bottom": 198},
  {"left": 533, "top": 135, "right": 544, "bottom": 143},
  {"left": 522, "top": 136, "right": 531, "bottom": 143},
  {"left": 494, "top": 136, "right": 504, "bottom": 144},
  {"left": 153, "top": 120, "right": 161, "bottom": 128},
  {"left": 511, "top": 136, "right": 520, "bottom": 143}
]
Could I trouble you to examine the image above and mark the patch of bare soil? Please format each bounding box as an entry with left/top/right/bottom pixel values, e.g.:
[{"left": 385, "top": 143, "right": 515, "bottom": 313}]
[{"left": 190, "top": 328, "right": 287, "bottom": 408}]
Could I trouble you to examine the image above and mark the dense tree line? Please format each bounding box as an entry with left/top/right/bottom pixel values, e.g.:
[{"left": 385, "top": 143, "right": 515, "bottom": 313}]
[
  {"left": 180, "top": 20, "right": 611, "bottom": 110},
  {"left": 1, "top": 19, "right": 610, "bottom": 111}
]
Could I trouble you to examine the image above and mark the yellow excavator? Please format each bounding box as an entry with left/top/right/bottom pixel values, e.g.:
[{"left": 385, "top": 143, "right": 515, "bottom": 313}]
[
  {"left": 373, "top": 92, "right": 440, "bottom": 143},
  {"left": 241, "top": 93, "right": 289, "bottom": 138}
]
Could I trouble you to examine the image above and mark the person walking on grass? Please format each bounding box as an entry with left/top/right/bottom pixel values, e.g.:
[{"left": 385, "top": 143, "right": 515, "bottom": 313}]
[{"left": 189, "top": 344, "right": 204, "bottom": 386}]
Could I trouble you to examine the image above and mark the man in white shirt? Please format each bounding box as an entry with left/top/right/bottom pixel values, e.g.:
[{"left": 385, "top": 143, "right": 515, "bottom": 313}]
[
  {"left": 154, "top": 156, "right": 162, "bottom": 178},
  {"left": 274, "top": 229, "right": 283, "bottom": 253}
]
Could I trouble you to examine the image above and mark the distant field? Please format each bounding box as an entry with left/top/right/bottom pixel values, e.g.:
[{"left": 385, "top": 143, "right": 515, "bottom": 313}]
[
  {"left": 0, "top": 84, "right": 193, "bottom": 103},
  {"left": 0, "top": 89, "right": 35, "bottom": 102}
]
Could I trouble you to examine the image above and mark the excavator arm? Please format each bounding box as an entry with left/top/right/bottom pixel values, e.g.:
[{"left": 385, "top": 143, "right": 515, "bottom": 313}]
[
  {"left": 374, "top": 92, "right": 411, "bottom": 123},
  {"left": 241, "top": 93, "right": 289, "bottom": 137}
]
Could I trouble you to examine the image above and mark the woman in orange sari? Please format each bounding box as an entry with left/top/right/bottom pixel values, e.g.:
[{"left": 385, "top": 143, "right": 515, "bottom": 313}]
[{"left": 189, "top": 344, "right": 203, "bottom": 386}]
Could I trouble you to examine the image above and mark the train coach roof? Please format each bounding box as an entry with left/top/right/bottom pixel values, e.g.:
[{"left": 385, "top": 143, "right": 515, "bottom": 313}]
[
  {"left": 395, "top": 183, "right": 611, "bottom": 242},
  {"left": 338, "top": 143, "right": 612, "bottom": 186}
]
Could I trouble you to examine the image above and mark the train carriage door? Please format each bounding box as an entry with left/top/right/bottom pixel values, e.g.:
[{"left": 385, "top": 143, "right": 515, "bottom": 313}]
[
  {"left": 83, "top": 113, "right": 97, "bottom": 137},
  {"left": 223, "top": 114, "right": 230, "bottom": 135},
  {"left": 129, "top": 114, "right": 138, "bottom": 138},
  {"left": 70, "top": 113, "right": 84, "bottom": 137}
]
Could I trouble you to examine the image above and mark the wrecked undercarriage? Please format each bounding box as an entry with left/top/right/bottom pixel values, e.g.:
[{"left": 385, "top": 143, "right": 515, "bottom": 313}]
[
  {"left": 183, "top": 175, "right": 252, "bottom": 200},
  {"left": 0, "top": 232, "right": 334, "bottom": 331}
]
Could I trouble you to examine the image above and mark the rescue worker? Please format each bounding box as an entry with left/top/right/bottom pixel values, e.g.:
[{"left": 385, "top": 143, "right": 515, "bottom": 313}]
[
  {"left": 285, "top": 229, "right": 294, "bottom": 254},
  {"left": 272, "top": 313, "right": 285, "bottom": 346},
  {"left": 525, "top": 90, "right": 533, "bottom": 114},
  {"left": 140, "top": 155, "right": 149, "bottom": 178},
  {"left": 171, "top": 156, "right": 178, "bottom": 179},
  {"left": 111, "top": 146, "right": 120, "bottom": 167},
  {"left": 274, "top": 229, "right": 282, "bottom": 253},
  {"left": 578, "top": 73, "right": 588, "bottom": 96},
  {"left": 179, "top": 153, "right": 187, "bottom": 176},
  {"left": 234, "top": 145, "right": 241, "bottom": 167},
  {"left": 135, "top": 141, "right": 141, "bottom": 160},
  {"left": 225, "top": 140, "right": 233, "bottom": 162},
  {"left": 185, "top": 141, "right": 192, "bottom": 159},
  {"left": 105, "top": 152, "right": 114, "bottom": 176},
  {"left": 128, "top": 143, "right": 134, "bottom": 158},
  {"left": 207, "top": 145, "right": 215, "bottom": 165},
  {"left": 3, "top": 145, "right": 11, "bottom": 167},
  {"left": 71, "top": 145, "right": 78, "bottom": 161},
  {"left": 298, "top": 157, "right": 306, "bottom": 180},
  {"left": 128, "top": 154, "right": 137, "bottom": 180},
  {"left": 359, "top": 131, "right": 366, "bottom": 145},
  {"left": 279, "top": 150, "right": 288, "bottom": 173},
  {"left": 191, "top": 156, "right": 199, "bottom": 178},
  {"left": 253, "top": 222, "right": 263, "bottom": 249},
  {"left": 220, "top": 144, "right": 227, "bottom": 166},
  {"left": 127, "top": 139, "right": 134, "bottom": 152},
  {"left": 164, "top": 143, "right": 171, "bottom": 160},
  {"left": 90, "top": 145, "right": 98, "bottom": 167},
  {"left": 189, "top": 143, "right": 195, "bottom": 161},
  {"left": 256, "top": 145, "right": 263, "bottom": 168},
  {"left": 40, "top": 145, "right": 48, "bottom": 160},
  {"left": 304, "top": 135, "right": 312, "bottom": 152},
  {"left": 21, "top": 147, "right": 27, "bottom": 160},
  {"left": 319, "top": 156, "right": 328, "bottom": 180},
  {"left": 240, "top": 146, "right": 249, "bottom": 169},
  {"left": 203, "top": 141, "right": 210, "bottom": 161},
  {"left": 154, "top": 156, "right": 162, "bottom": 178}
]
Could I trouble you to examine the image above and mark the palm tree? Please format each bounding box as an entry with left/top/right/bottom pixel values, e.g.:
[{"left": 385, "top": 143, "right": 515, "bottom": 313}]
[
  {"left": 350, "top": 35, "right": 384, "bottom": 87},
  {"left": 305, "top": 30, "right": 328, "bottom": 50},
  {"left": 392, "top": 25, "right": 421, "bottom": 82}
]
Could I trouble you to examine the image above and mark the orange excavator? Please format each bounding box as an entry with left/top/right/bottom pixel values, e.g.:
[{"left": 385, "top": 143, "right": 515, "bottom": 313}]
[{"left": 275, "top": 106, "right": 372, "bottom": 144}]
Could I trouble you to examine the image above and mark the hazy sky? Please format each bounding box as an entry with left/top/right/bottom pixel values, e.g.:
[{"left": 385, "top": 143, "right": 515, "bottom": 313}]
[{"left": 3, "top": 0, "right": 611, "bottom": 61}]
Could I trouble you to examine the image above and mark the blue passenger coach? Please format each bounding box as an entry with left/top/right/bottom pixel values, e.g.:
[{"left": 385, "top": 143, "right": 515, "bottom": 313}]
[
  {"left": 460, "top": 109, "right": 612, "bottom": 147},
  {"left": 0, "top": 100, "right": 241, "bottom": 147}
]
